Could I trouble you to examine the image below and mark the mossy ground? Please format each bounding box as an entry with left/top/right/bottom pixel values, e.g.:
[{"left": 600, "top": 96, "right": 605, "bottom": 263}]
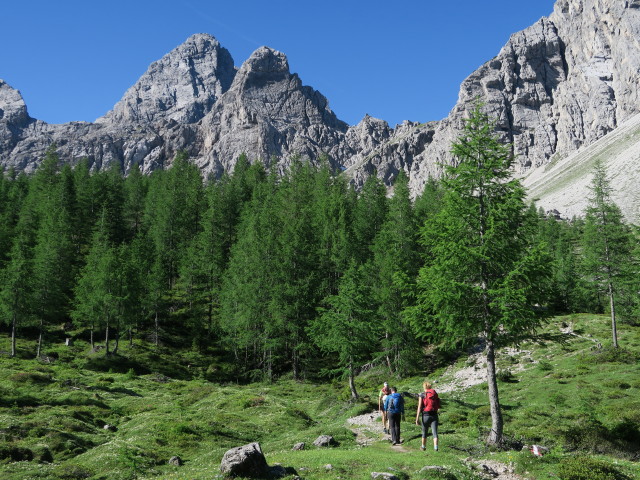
[{"left": 1, "top": 314, "right": 639, "bottom": 480}]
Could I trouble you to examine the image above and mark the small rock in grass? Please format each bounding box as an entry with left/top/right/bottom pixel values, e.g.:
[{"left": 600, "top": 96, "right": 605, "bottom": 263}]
[{"left": 313, "top": 435, "right": 337, "bottom": 447}]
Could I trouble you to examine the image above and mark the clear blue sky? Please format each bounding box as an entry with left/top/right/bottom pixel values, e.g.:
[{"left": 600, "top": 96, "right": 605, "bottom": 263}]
[{"left": 1, "top": 0, "right": 557, "bottom": 127}]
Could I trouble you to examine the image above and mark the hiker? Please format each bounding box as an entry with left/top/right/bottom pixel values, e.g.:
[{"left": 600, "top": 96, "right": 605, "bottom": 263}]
[
  {"left": 384, "top": 386, "right": 404, "bottom": 445},
  {"left": 415, "top": 381, "right": 440, "bottom": 451},
  {"left": 378, "top": 381, "right": 391, "bottom": 433}
]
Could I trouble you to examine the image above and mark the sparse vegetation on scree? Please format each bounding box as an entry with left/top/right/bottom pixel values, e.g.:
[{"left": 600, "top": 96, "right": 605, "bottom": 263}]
[{"left": 1, "top": 313, "right": 639, "bottom": 480}]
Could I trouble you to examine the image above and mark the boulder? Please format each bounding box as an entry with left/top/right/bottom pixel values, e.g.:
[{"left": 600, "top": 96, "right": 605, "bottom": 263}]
[
  {"left": 313, "top": 435, "right": 337, "bottom": 447},
  {"left": 292, "top": 442, "right": 305, "bottom": 451},
  {"left": 371, "top": 473, "right": 400, "bottom": 480},
  {"left": 168, "top": 455, "right": 182, "bottom": 466},
  {"left": 220, "top": 442, "right": 269, "bottom": 478}
]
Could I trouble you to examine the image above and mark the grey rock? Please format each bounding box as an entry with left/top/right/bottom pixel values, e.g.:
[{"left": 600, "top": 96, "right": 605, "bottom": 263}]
[
  {"left": 371, "top": 473, "right": 400, "bottom": 480},
  {"left": 313, "top": 435, "right": 337, "bottom": 447},
  {"left": 98, "top": 33, "right": 235, "bottom": 125},
  {"left": 419, "top": 465, "right": 448, "bottom": 473},
  {"left": 219, "top": 442, "right": 269, "bottom": 478},
  {"left": 1, "top": 0, "right": 639, "bottom": 222},
  {"left": 292, "top": 442, "right": 305, "bottom": 451},
  {"left": 168, "top": 455, "right": 183, "bottom": 466}
]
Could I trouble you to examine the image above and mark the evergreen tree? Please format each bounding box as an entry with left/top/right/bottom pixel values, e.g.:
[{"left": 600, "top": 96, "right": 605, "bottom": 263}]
[
  {"left": 309, "top": 261, "right": 379, "bottom": 399},
  {"left": 0, "top": 237, "right": 32, "bottom": 357},
  {"left": 351, "top": 173, "right": 388, "bottom": 264},
  {"left": 123, "top": 163, "right": 148, "bottom": 241},
  {"left": 313, "top": 164, "right": 352, "bottom": 299},
  {"left": 271, "top": 162, "right": 321, "bottom": 378},
  {"left": 220, "top": 172, "right": 282, "bottom": 380},
  {"left": 32, "top": 205, "right": 75, "bottom": 357},
  {"left": 72, "top": 211, "right": 120, "bottom": 354},
  {"left": 371, "top": 171, "right": 421, "bottom": 374},
  {"left": 410, "top": 105, "right": 551, "bottom": 446},
  {"left": 581, "top": 160, "right": 636, "bottom": 347}
]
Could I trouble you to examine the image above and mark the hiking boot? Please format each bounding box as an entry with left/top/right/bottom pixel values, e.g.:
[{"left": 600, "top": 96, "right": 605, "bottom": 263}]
[{"left": 420, "top": 446, "right": 426, "bottom": 451}]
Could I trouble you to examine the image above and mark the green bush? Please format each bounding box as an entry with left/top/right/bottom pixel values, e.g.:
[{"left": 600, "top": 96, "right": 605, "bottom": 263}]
[
  {"left": 8, "top": 371, "right": 53, "bottom": 384},
  {"left": 557, "top": 456, "right": 631, "bottom": 480},
  {"left": 497, "top": 369, "right": 516, "bottom": 382},
  {"left": 0, "top": 445, "right": 34, "bottom": 462},
  {"left": 54, "top": 463, "right": 94, "bottom": 479},
  {"left": 537, "top": 361, "right": 554, "bottom": 372}
]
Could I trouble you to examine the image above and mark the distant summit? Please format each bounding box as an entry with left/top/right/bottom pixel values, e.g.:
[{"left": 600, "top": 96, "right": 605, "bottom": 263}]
[{"left": 1, "top": 0, "right": 639, "bottom": 221}]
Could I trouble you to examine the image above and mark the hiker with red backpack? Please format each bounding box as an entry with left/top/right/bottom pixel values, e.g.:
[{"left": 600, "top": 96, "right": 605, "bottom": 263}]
[{"left": 416, "top": 381, "right": 440, "bottom": 451}]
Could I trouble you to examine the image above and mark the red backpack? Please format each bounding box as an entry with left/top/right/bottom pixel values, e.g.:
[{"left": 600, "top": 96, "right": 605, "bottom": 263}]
[{"left": 422, "top": 389, "right": 440, "bottom": 413}]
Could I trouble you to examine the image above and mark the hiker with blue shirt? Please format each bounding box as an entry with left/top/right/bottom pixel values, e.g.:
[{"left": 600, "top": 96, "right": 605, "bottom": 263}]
[{"left": 383, "top": 386, "right": 405, "bottom": 445}]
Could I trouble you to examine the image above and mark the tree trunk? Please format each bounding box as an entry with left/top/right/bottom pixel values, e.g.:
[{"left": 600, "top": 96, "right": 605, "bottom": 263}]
[
  {"left": 348, "top": 359, "right": 359, "bottom": 400},
  {"left": 485, "top": 339, "right": 504, "bottom": 446},
  {"left": 36, "top": 318, "right": 43, "bottom": 358},
  {"left": 385, "top": 331, "right": 393, "bottom": 373},
  {"left": 90, "top": 326, "right": 94, "bottom": 350},
  {"left": 104, "top": 318, "right": 110, "bottom": 357},
  {"left": 154, "top": 311, "right": 159, "bottom": 347},
  {"left": 129, "top": 327, "right": 133, "bottom": 348},
  {"left": 11, "top": 313, "right": 17, "bottom": 358},
  {"left": 113, "top": 324, "right": 120, "bottom": 355},
  {"left": 608, "top": 281, "right": 618, "bottom": 348}
]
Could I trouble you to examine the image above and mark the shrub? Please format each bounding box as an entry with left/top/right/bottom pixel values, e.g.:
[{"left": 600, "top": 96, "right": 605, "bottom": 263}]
[
  {"left": 557, "top": 456, "right": 631, "bottom": 480},
  {"left": 242, "top": 395, "right": 266, "bottom": 408},
  {"left": 537, "top": 361, "right": 553, "bottom": 372},
  {"left": 446, "top": 411, "right": 469, "bottom": 427},
  {"left": 9, "top": 371, "right": 53, "bottom": 384},
  {"left": 54, "top": 464, "right": 94, "bottom": 479},
  {"left": 497, "top": 369, "right": 516, "bottom": 383},
  {"left": 468, "top": 405, "right": 491, "bottom": 432},
  {"left": 579, "top": 347, "right": 638, "bottom": 365},
  {"left": 0, "top": 445, "right": 34, "bottom": 462}
]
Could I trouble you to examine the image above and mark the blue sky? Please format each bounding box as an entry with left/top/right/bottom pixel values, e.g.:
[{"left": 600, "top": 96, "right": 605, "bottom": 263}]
[{"left": 1, "top": 0, "right": 557, "bottom": 127}]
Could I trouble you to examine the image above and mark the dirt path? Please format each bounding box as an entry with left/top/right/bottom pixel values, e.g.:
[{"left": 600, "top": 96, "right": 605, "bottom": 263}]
[{"left": 346, "top": 411, "right": 528, "bottom": 478}]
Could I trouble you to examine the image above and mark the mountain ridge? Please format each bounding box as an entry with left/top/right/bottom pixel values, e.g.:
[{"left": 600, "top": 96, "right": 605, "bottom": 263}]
[{"left": 1, "top": 0, "right": 639, "bottom": 221}]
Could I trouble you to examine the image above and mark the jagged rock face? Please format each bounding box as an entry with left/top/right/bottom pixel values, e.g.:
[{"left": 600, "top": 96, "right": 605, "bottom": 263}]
[
  {"left": 1, "top": 0, "right": 639, "bottom": 216},
  {"left": 98, "top": 33, "right": 236, "bottom": 125},
  {"left": 193, "top": 46, "right": 348, "bottom": 178}
]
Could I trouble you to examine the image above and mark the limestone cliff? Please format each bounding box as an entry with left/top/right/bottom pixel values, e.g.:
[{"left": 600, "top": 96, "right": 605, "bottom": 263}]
[{"left": 0, "top": 0, "right": 639, "bottom": 221}]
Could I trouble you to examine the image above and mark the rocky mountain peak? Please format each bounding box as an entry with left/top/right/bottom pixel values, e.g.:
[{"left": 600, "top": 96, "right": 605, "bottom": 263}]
[
  {"left": 97, "top": 33, "right": 236, "bottom": 125},
  {"left": 240, "top": 46, "right": 290, "bottom": 75},
  {"left": 0, "top": 80, "right": 30, "bottom": 128}
]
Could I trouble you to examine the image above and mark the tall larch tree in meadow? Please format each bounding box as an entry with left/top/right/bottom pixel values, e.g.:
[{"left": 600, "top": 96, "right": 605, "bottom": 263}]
[
  {"left": 582, "top": 159, "right": 636, "bottom": 348},
  {"left": 410, "top": 104, "right": 551, "bottom": 446}
]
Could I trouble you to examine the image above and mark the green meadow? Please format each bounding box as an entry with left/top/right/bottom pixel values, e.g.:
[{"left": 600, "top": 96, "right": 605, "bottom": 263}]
[{"left": 1, "top": 313, "right": 638, "bottom": 480}]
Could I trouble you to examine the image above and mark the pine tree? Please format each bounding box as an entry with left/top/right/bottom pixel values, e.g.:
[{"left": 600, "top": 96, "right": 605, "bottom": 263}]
[
  {"left": 220, "top": 172, "right": 282, "bottom": 380},
  {"left": 582, "top": 160, "right": 636, "bottom": 347},
  {"left": 371, "top": 171, "right": 421, "bottom": 374},
  {"left": 309, "top": 260, "right": 379, "bottom": 399},
  {"left": 0, "top": 237, "right": 32, "bottom": 357},
  {"left": 410, "top": 105, "right": 551, "bottom": 446},
  {"left": 72, "top": 211, "right": 120, "bottom": 354}
]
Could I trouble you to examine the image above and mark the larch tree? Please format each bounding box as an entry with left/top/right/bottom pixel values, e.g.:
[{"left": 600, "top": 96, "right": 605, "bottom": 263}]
[
  {"left": 581, "top": 159, "right": 636, "bottom": 348},
  {"left": 410, "top": 104, "right": 551, "bottom": 446},
  {"left": 309, "top": 260, "right": 379, "bottom": 400}
]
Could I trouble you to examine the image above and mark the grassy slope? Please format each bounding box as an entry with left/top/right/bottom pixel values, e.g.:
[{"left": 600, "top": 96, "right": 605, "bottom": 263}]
[{"left": 0, "top": 314, "right": 639, "bottom": 480}]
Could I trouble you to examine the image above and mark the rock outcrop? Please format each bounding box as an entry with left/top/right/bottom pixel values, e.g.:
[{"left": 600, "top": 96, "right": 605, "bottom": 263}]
[
  {"left": 1, "top": 0, "right": 639, "bottom": 220},
  {"left": 219, "top": 442, "right": 269, "bottom": 478}
]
